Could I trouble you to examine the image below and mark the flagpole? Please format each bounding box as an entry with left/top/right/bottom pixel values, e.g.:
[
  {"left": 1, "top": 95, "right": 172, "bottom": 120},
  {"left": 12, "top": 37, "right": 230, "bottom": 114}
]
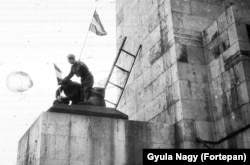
[
  {"left": 78, "top": 3, "right": 99, "bottom": 60},
  {"left": 78, "top": 25, "right": 91, "bottom": 60}
]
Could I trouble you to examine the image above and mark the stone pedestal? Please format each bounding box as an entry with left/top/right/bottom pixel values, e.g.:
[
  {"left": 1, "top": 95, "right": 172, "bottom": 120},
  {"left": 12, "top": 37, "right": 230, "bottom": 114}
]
[{"left": 16, "top": 106, "right": 174, "bottom": 165}]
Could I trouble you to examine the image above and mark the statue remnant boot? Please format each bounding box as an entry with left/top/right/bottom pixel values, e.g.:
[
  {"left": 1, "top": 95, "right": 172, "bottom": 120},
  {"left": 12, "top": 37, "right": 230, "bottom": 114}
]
[
  {"left": 80, "top": 75, "right": 94, "bottom": 102},
  {"left": 79, "top": 87, "right": 106, "bottom": 106}
]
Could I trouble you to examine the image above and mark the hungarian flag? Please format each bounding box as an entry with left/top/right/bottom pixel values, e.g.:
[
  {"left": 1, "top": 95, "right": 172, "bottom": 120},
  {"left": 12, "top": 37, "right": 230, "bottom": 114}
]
[
  {"left": 89, "top": 10, "right": 107, "bottom": 36},
  {"left": 53, "top": 63, "right": 63, "bottom": 85}
]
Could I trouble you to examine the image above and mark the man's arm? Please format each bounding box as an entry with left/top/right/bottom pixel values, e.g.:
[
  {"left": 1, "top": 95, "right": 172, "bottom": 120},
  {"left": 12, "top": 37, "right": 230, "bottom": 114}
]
[
  {"left": 55, "top": 87, "right": 62, "bottom": 98},
  {"left": 62, "top": 70, "right": 74, "bottom": 83}
]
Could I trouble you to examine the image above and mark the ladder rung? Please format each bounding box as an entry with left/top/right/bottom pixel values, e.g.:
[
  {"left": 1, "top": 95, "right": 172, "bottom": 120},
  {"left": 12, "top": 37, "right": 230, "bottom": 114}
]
[
  {"left": 115, "top": 65, "right": 129, "bottom": 73},
  {"left": 105, "top": 100, "right": 116, "bottom": 105},
  {"left": 109, "top": 81, "right": 124, "bottom": 89},
  {"left": 121, "top": 49, "right": 136, "bottom": 57}
]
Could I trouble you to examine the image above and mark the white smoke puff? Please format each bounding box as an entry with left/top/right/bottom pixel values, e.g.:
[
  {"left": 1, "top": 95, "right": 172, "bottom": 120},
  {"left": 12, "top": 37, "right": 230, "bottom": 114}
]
[{"left": 6, "top": 71, "right": 33, "bottom": 93}]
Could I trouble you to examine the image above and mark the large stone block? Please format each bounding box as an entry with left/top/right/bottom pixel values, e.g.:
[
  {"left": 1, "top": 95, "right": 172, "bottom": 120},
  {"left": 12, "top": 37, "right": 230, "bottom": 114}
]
[
  {"left": 243, "top": 61, "right": 250, "bottom": 81},
  {"left": 172, "top": 11, "right": 213, "bottom": 31},
  {"left": 221, "top": 41, "right": 240, "bottom": 62},
  {"left": 174, "top": 119, "right": 198, "bottom": 148},
  {"left": 117, "top": 8, "right": 124, "bottom": 26},
  {"left": 236, "top": 129, "right": 250, "bottom": 149},
  {"left": 164, "top": 43, "right": 178, "bottom": 66},
  {"left": 195, "top": 120, "right": 214, "bottom": 141},
  {"left": 210, "top": 93, "right": 224, "bottom": 121},
  {"left": 177, "top": 62, "right": 208, "bottom": 83},
  {"left": 205, "top": 30, "right": 230, "bottom": 62},
  {"left": 166, "top": 80, "right": 181, "bottom": 108},
  {"left": 225, "top": 6, "right": 235, "bottom": 25},
  {"left": 148, "top": 41, "right": 163, "bottom": 64},
  {"left": 144, "top": 92, "right": 168, "bottom": 121},
  {"left": 217, "top": 10, "right": 229, "bottom": 34},
  {"left": 17, "top": 112, "right": 175, "bottom": 165},
  {"left": 170, "top": 0, "right": 191, "bottom": 14},
  {"left": 125, "top": 97, "right": 137, "bottom": 117},
  {"left": 221, "top": 68, "right": 237, "bottom": 92},
  {"left": 186, "top": 44, "right": 206, "bottom": 65},
  {"left": 190, "top": 0, "right": 223, "bottom": 20},
  {"left": 174, "top": 28, "right": 203, "bottom": 43},
  {"left": 236, "top": 23, "right": 250, "bottom": 43},
  {"left": 151, "top": 56, "right": 165, "bottom": 81},
  {"left": 233, "top": 7, "right": 250, "bottom": 24},
  {"left": 213, "top": 103, "right": 250, "bottom": 148},
  {"left": 165, "top": 67, "right": 173, "bottom": 87},
  {"left": 228, "top": 23, "right": 238, "bottom": 46},
  {"left": 152, "top": 73, "right": 167, "bottom": 98},
  {"left": 241, "top": 103, "right": 250, "bottom": 127},
  {"left": 149, "top": 102, "right": 178, "bottom": 125},
  {"left": 237, "top": 81, "right": 250, "bottom": 106},
  {"left": 178, "top": 80, "right": 192, "bottom": 99},
  {"left": 213, "top": 117, "right": 227, "bottom": 141},
  {"left": 223, "top": 106, "right": 249, "bottom": 139},
  {"left": 147, "top": 10, "right": 161, "bottom": 34},
  {"left": 207, "top": 57, "right": 222, "bottom": 81},
  {"left": 203, "top": 20, "right": 219, "bottom": 46},
  {"left": 144, "top": 25, "right": 161, "bottom": 52},
  {"left": 238, "top": 41, "right": 250, "bottom": 52},
  {"left": 180, "top": 99, "right": 211, "bottom": 121},
  {"left": 176, "top": 43, "right": 188, "bottom": 63},
  {"left": 179, "top": 80, "right": 209, "bottom": 101}
]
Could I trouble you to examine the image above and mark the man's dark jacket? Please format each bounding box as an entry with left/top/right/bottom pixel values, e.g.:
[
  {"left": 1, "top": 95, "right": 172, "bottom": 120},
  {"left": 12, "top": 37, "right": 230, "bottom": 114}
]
[{"left": 56, "top": 81, "right": 81, "bottom": 104}]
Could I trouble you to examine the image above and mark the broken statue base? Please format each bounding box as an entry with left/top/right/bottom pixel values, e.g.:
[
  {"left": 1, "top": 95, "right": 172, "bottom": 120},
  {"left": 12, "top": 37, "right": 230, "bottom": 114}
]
[{"left": 16, "top": 105, "right": 174, "bottom": 165}]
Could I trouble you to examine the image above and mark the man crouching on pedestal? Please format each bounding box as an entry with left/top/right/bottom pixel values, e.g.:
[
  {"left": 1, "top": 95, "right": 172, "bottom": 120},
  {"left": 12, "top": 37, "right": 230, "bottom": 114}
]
[
  {"left": 54, "top": 80, "right": 81, "bottom": 105},
  {"left": 61, "top": 54, "right": 94, "bottom": 102}
]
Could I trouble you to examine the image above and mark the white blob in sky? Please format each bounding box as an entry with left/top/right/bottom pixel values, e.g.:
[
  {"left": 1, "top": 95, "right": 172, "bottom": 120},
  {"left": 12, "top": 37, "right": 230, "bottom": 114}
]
[
  {"left": 6, "top": 71, "right": 33, "bottom": 93},
  {"left": 0, "top": 0, "right": 116, "bottom": 164}
]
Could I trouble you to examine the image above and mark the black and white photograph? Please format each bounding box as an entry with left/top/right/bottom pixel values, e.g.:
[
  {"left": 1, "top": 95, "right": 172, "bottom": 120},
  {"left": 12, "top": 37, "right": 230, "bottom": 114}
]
[{"left": 0, "top": 0, "right": 250, "bottom": 164}]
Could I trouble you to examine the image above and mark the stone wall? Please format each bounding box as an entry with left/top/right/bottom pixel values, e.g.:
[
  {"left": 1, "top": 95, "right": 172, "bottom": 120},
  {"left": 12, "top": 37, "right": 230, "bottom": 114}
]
[
  {"left": 17, "top": 112, "right": 174, "bottom": 165},
  {"left": 116, "top": 0, "right": 226, "bottom": 122},
  {"left": 116, "top": 0, "right": 224, "bottom": 148},
  {"left": 203, "top": 5, "right": 250, "bottom": 148},
  {"left": 116, "top": 0, "right": 173, "bottom": 122},
  {"left": 116, "top": 0, "right": 250, "bottom": 148}
]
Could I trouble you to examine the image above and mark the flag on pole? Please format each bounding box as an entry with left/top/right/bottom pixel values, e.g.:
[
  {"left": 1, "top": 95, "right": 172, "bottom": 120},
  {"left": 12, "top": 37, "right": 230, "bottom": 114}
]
[
  {"left": 53, "top": 63, "right": 63, "bottom": 85},
  {"left": 89, "top": 10, "right": 107, "bottom": 36}
]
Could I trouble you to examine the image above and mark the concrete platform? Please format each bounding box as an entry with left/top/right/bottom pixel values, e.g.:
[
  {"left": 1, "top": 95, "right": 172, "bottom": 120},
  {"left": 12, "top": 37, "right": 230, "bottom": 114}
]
[
  {"left": 16, "top": 112, "right": 174, "bottom": 165},
  {"left": 48, "top": 104, "right": 128, "bottom": 120}
]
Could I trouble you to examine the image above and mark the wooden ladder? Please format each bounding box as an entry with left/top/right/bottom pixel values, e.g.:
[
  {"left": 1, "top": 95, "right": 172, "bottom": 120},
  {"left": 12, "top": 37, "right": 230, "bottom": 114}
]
[{"left": 104, "top": 36, "right": 142, "bottom": 108}]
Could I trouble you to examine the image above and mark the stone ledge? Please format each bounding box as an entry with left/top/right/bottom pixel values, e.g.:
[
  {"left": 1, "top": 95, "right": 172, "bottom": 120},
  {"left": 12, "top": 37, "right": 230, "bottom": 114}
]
[{"left": 48, "top": 104, "right": 128, "bottom": 120}]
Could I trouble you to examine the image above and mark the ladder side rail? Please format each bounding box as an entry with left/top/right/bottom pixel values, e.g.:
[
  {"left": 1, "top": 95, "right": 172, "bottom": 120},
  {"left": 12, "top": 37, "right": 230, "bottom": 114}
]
[
  {"left": 115, "top": 45, "right": 142, "bottom": 108},
  {"left": 104, "top": 37, "right": 127, "bottom": 89}
]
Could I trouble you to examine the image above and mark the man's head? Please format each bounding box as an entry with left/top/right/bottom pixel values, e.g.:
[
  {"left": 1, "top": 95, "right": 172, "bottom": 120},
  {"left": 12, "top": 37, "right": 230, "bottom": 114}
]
[{"left": 67, "top": 54, "right": 76, "bottom": 64}]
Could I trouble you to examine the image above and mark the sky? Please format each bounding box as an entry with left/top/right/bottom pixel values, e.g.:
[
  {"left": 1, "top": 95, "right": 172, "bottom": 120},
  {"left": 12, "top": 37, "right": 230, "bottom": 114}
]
[{"left": 0, "top": 0, "right": 116, "bottom": 164}]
